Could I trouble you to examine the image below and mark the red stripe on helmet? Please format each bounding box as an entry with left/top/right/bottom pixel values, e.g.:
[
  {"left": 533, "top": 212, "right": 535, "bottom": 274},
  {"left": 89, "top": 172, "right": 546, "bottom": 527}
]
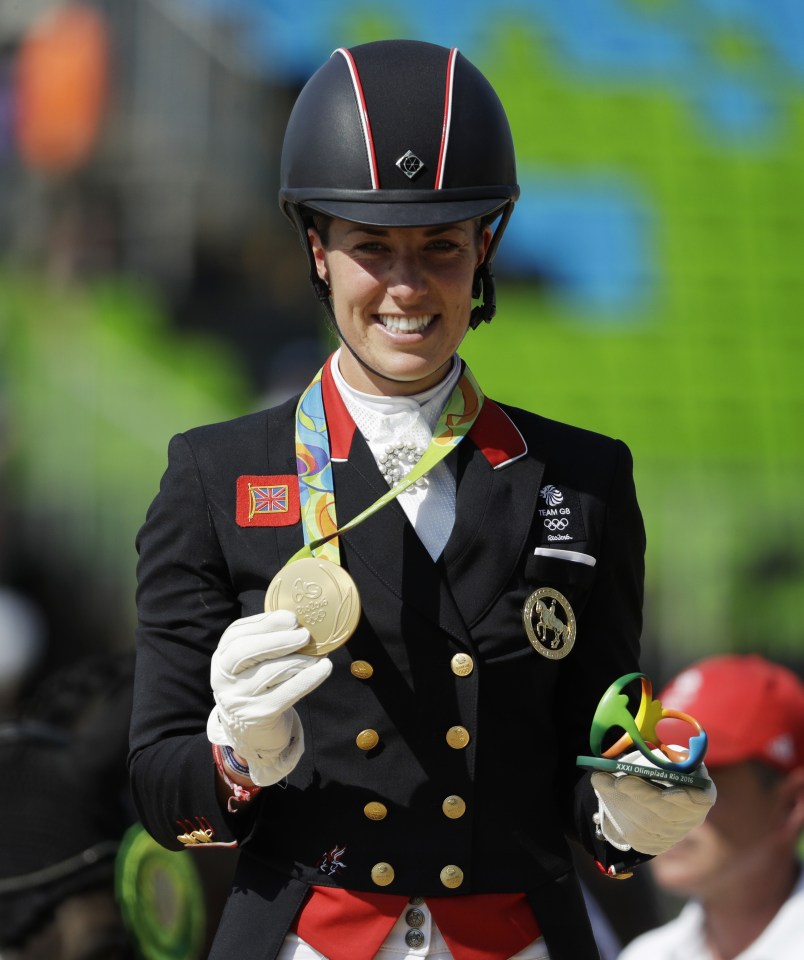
[
  {"left": 334, "top": 48, "right": 380, "bottom": 189},
  {"left": 434, "top": 47, "right": 458, "bottom": 190}
]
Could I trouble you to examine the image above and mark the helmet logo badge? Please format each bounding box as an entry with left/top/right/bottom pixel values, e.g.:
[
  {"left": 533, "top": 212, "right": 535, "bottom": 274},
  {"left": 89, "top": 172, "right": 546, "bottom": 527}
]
[{"left": 396, "top": 150, "right": 426, "bottom": 180}]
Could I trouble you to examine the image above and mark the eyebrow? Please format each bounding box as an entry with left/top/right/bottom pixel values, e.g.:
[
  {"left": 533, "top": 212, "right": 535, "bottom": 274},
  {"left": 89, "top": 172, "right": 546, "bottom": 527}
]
[{"left": 345, "top": 224, "right": 463, "bottom": 237}]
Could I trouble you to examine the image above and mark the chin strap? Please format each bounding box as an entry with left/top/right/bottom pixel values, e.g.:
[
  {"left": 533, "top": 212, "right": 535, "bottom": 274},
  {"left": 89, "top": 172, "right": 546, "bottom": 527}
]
[
  {"left": 469, "top": 200, "right": 513, "bottom": 329},
  {"left": 290, "top": 200, "right": 514, "bottom": 367},
  {"left": 469, "top": 262, "right": 496, "bottom": 329}
]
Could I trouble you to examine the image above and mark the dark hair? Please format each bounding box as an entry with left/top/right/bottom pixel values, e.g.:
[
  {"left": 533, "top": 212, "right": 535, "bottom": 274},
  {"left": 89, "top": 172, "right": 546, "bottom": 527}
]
[{"left": 309, "top": 211, "right": 331, "bottom": 247}]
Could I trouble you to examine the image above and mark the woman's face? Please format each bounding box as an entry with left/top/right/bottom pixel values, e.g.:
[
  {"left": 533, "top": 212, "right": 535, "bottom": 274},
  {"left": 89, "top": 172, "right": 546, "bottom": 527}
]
[{"left": 309, "top": 217, "right": 492, "bottom": 395}]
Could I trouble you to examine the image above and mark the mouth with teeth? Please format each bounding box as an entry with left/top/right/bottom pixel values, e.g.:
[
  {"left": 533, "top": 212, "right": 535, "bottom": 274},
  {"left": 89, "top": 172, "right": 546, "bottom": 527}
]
[{"left": 377, "top": 314, "right": 435, "bottom": 335}]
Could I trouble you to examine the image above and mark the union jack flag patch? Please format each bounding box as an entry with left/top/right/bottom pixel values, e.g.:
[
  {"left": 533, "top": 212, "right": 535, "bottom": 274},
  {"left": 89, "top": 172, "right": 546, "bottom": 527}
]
[{"left": 236, "top": 475, "right": 300, "bottom": 527}]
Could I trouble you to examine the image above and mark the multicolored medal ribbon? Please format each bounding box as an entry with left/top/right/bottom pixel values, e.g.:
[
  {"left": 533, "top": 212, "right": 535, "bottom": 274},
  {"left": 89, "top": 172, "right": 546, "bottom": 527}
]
[
  {"left": 294, "top": 365, "right": 341, "bottom": 564},
  {"left": 576, "top": 672, "right": 712, "bottom": 789},
  {"left": 264, "top": 358, "right": 485, "bottom": 655}
]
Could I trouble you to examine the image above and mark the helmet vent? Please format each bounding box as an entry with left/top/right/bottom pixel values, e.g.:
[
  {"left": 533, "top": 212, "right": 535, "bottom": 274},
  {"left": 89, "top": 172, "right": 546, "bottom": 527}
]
[{"left": 395, "top": 150, "right": 426, "bottom": 180}]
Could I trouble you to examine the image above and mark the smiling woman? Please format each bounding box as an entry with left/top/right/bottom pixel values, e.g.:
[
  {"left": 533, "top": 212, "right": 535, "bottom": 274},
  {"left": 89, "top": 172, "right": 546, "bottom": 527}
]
[
  {"left": 128, "top": 38, "right": 711, "bottom": 960},
  {"left": 308, "top": 219, "right": 492, "bottom": 395},
  {"left": 278, "top": 41, "right": 518, "bottom": 334}
]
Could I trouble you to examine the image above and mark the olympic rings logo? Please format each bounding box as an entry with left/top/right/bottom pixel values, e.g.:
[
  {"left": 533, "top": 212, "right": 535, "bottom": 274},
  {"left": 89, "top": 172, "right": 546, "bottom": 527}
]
[{"left": 544, "top": 518, "right": 569, "bottom": 531}]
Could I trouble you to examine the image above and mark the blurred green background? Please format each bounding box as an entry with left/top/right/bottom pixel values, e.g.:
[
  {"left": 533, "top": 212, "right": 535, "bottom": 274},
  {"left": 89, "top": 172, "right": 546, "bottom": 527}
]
[{"left": 1, "top": 0, "right": 802, "bottom": 699}]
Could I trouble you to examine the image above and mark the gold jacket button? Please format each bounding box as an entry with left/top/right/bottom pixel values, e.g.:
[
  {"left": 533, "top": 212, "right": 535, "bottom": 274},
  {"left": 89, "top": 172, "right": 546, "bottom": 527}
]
[
  {"left": 440, "top": 864, "right": 464, "bottom": 889},
  {"left": 442, "top": 795, "right": 466, "bottom": 819},
  {"left": 355, "top": 729, "right": 380, "bottom": 751},
  {"left": 364, "top": 801, "right": 388, "bottom": 821},
  {"left": 351, "top": 660, "right": 374, "bottom": 680},
  {"left": 450, "top": 653, "right": 474, "bottom": 677},
  {"left": 445, "top": 725, "right": 470, "bottom": 749},
  {"left": 371, "top": 862, "right": 395, "bottom": 886}
]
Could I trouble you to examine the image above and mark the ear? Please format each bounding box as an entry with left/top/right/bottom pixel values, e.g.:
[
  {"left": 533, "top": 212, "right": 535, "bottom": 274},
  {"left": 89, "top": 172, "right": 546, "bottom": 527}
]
[
  {"left": 778, "top": 767, "right": 804, "bottom": 842},
  {"left": 477, "top": 224, "right": 493, "bottom": 268},
  {"left": 307, "top": 228, "right": 328, "bottom": 284}
]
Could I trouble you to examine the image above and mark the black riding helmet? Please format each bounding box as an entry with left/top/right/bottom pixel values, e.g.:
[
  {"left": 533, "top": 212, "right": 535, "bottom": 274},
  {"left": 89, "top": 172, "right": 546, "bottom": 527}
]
[{"left": 279, "top": 39, "right": 519, "bottom": 331}]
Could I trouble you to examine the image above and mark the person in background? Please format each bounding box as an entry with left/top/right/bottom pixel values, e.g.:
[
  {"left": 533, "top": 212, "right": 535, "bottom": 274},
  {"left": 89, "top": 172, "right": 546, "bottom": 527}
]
[
  {"left": 619, "top": 654, "right": 804, "bottom": 960},
  {"left": 0, "top": 652, "right": 228, "bottom": 960},
  {"left": 129, "top": 39, "right": 715, "bottom": 960},
  {"left": 0, "top": 655, "right": 137, "bottom": 960}
]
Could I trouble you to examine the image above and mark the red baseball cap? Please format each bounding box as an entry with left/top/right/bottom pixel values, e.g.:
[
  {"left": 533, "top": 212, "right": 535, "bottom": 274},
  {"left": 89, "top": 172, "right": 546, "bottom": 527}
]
[{"left": 656, "top": 655, "right": 804, "bottom": 774}]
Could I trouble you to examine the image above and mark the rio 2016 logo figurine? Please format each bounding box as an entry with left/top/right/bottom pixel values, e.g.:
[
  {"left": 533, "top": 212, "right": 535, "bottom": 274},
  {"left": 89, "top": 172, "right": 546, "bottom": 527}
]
[{"left": 576, "top": 672, "right": 712, "bottom": 789}]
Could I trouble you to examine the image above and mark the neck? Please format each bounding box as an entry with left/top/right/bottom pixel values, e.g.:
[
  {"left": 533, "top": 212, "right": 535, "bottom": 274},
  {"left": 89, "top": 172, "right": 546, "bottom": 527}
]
[
  {"left": 335, "top": 346, "right": 457, "bottom": 398},
  {"left": 702, "top": 859, "right": 799, "bottom": 960}
]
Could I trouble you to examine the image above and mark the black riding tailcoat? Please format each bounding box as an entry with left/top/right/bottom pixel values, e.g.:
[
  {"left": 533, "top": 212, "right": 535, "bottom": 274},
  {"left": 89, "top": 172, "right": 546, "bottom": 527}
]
[{"left": 129, "top": 364, "right": 646, "bottom": 960}]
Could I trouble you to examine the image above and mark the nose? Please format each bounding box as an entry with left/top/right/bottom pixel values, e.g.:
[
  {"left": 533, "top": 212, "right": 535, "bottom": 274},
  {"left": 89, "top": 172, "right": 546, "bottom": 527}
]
[{"left": 386, "top": 253, "right": 428, "bottom": 301}]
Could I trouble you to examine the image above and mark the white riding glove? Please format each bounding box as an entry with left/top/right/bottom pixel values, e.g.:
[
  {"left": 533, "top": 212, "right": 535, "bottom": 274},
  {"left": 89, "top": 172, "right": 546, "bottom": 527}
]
[
  {"left": 591, "top": 749, "right": 717, "bottom": 855},
  {"left": 207, "top": 609, "right": 332, "bottom": 786}
]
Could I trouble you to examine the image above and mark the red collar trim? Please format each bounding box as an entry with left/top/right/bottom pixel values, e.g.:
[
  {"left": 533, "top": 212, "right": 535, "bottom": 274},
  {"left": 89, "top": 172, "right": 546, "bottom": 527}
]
[
  {"left": 469, "top": 398, "right": 528, "bottom": 468},
  {"left": 319, "top": 355, "right": 527, "bottom": 469},
  {"left": 321, "top": 356, "right": 358, "bottom": 461}
]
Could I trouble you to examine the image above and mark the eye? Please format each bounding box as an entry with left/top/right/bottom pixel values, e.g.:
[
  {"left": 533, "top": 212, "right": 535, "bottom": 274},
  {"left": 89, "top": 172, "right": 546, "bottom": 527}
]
[{"left": 352, "top": 240, "right": 387, "bottom": 254}]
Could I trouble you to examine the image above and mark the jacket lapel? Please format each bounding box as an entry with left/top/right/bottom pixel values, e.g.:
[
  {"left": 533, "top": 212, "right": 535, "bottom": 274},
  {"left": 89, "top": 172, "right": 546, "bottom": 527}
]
[
  {"left": 443, "top": 404, "right": 545, "bottom": 627},
  {"left": 334, "top": 433, "right": 472, "bottom": 645},
  {"left": 314, "top": 365, "right": 544, "bottom": 643}
]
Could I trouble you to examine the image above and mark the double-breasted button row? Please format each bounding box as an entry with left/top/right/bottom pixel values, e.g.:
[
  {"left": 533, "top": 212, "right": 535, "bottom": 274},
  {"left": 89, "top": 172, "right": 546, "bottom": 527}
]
[
  {"left": 351, "top": 656, "right": 474, "bottom": 752},
  {"left": 356, "top": 725, "right": 471, "bottom": 751},
  {"left": 352, "top": 654, "right": 474, "bottom": 680},
  {"left": 355, "top": 654, "right": 471, "bottom": 887},
  {"left": 370, "top": 862, "right": 465, "bottom": 889},
  {"left": 362, "top": 795, "right": 466, "bottom": 821},
  {"left": 447, "top": 645, "right": 471, "bottom": 745}
]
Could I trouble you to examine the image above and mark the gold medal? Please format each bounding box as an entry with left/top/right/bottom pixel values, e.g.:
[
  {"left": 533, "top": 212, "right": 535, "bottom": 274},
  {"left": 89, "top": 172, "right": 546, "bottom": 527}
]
[
  {"left": 265, "top": 557, "right": 361, "bottom": 656},
  {"left": 522, "top": 587, "right": 576, "bottom": 660}
]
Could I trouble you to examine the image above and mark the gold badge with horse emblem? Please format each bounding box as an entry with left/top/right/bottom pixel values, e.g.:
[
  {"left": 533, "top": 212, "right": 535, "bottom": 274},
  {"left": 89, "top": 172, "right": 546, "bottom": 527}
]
[{"left": 522, "top": 587, "right": 576, "bottom": 660}]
